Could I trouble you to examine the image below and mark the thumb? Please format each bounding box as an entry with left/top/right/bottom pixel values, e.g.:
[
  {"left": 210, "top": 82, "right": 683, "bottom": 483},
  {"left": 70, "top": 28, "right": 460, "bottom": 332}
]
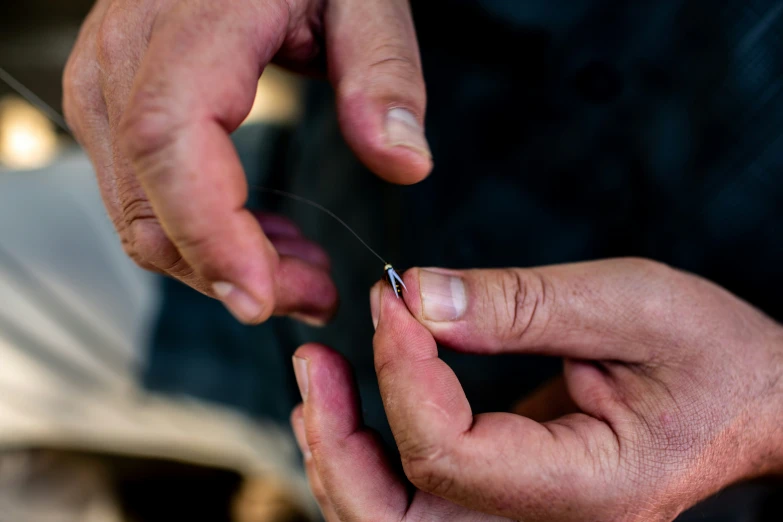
[
  {"left": 401, "top": 259, "right": 678, "bottom": 363},
  {"left": 325, "top": 0, "right": 432, "bottom": 185}
]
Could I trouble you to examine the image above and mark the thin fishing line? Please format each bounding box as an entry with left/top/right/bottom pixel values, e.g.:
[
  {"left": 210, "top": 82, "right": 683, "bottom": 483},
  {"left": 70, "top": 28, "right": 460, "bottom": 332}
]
[
  {"left": 252, "top": 186, "right": 387, "bottom": 265},
  {"left": 0, "top": 65, "right": 389, "bottom": 265},
  {"left": 0, "top": 66, "right": 70, "bottom": 133}
]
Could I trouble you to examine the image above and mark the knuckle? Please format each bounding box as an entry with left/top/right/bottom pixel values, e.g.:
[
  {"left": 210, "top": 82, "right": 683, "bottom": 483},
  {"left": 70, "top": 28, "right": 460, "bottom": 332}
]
[
  {"left": 497, "top": 269, "right": 553, "bottom": 345},
  {"left": 373, "top": 354, "right": 397, "bottom": 388},
  {"left": 61, "top": 95, "right": 82, "bottom": 140},
  {"left": 128, "top": 217, "right": 167, "bottom": 261},
  {"left": 115, "top": 223, "right": 160, "bottom": 273},
  {"left": 367, "top": 43, "right": 420, "bottom": 77},
  {"left": 96, "top": 13, "right": 130, "bottom": 68},
  {"left": 120, "top": 196, "right": 216, "bottom": 281},
  {"left": 118, "top": 99, "right": 179, "bottom": 164},
  {"left": 62, "top": 53, "right": 102, "bottom": 140},
  {"left": 395, "top": 424, "right": 451, "bottom": 492},
  {"left": 340, "top": 40, "right": 425, "bottom": 106},
  {"left": 61, "top": 58, "right": 79, "bottom": 125},
  {"left": 127, "top": 214, "right": 188, "bottom": 275}
]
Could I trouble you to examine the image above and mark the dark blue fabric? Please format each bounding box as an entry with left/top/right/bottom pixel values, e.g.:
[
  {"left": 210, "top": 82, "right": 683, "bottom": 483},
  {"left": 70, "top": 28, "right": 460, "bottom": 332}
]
[{"left": 146, "top": 1, "right": 783, "bottom": 518}]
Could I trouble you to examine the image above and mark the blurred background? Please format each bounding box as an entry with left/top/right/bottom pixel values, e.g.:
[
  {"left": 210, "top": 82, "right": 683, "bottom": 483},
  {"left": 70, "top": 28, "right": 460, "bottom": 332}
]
[{"left": 0, "top": 3, "right": 315, "bottom": 522}]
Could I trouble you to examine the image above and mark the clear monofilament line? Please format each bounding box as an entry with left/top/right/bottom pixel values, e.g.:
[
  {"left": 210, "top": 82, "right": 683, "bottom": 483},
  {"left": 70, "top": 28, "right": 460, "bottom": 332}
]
[
  {"left": 252, "top": 186, "right": 388, "bottom": 265},
  {"left": 0, "top": 66, "right": 70, "bottom": 133},
  {"left": 0, "top": 66, "right": 390, "bottom": 266}
]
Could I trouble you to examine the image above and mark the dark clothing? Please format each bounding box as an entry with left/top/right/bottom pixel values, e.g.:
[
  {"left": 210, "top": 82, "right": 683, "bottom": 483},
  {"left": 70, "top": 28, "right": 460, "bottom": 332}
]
[{"left": 145, "top": 1, "right": 783, "bottom": 519}]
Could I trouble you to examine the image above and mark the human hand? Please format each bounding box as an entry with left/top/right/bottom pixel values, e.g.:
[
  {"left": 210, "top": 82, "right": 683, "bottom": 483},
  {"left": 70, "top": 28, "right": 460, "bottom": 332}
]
[
  {"left": 63, "top": 0, "right": 430, "bottom": 324},
  {"left": 290, "top": 259, "right": 783, "bottom": 521}
]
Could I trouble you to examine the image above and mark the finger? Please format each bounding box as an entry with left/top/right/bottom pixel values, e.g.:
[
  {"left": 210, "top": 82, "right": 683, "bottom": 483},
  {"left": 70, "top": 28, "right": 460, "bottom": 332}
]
[
  {"left": 273, "top": 258, "right": 338, "bottom": 325},
  {"left": 326, "top": 0, "right": 432, "bottom": 185},
  {"left": 292, "top": 344, "right": 506, "bottom": 522},
  {"left": 292, "top": 344, "right": 411, "bottom": 521},
  {"left": 269, "top": 237, "right": 331, "bottom": 271},
  {"left": 373, "top": 285, "right": 621, "bottom": 520},
  {"left": 255, "top": 213, "right": 331, "bottom": 269},
  {"left": 118, "top": 0, "right": 299, "bottom": 324},
  {"left": 401, "top": 259, "right": 677, "bottom": 362},
  {"left": 291, "top": 406, "right": 341, "bottom": 522},
  {"left": 253, "top": 212, "right": 303, "bottom": 239}
]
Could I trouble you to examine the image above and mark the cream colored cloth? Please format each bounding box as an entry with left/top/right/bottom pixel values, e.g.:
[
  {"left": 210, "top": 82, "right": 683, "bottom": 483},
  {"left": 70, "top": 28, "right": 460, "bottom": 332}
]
[{"left": 0, "top": 149, "right": 315, "bottom": 520}]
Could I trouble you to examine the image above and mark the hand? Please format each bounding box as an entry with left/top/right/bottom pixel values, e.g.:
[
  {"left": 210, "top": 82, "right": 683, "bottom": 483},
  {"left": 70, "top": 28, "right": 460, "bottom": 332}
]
[
  {"left": 290, "top": 258, "right": 783, "bottom": 521},
  {"left": 63, "top": 0, "right": 431, "bottom": 325}
]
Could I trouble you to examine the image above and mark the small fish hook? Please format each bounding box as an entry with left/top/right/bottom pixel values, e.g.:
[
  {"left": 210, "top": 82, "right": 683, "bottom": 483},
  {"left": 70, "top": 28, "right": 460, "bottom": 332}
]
[{"left": 384, "top": 264, "right": 407, "bottom": 298}]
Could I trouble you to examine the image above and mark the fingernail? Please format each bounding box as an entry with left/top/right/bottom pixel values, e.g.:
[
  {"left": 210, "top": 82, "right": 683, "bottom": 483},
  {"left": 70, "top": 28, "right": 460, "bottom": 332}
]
[
  {"left": 292, "top": 356, "right": 309, "bottom": 401},
  {"left": 370, "top": 283, "right": 381, "bottom": 329},
  {"left": 385, "top": 108, "right": 431, "bottom": 158},
  {"left": 419, "top": 269, "right": 467, "bottom": 322},
  {"left": 290, "top": 312, "right": 328, "bottom": 328},
  {"left": 213, "top": 282, "right": 264, "bottom": 324},
  {"left": 292, "top": 415, "right": 311, "bottom": 459}
]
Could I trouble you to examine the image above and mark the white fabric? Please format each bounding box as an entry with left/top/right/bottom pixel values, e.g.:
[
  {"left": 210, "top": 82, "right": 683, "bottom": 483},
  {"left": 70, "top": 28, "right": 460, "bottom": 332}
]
[{"left": 0, "top": 148, "right": 315, "bottom": 517}]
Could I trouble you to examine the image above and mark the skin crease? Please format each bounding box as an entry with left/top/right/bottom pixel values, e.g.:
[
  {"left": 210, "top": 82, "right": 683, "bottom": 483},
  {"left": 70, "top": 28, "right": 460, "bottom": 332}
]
[
  {"left": 65, "top": 2, "right": 783, "bottom": 519},
  {"left": 291, "top": 259, "right": 783, "bottom": 522},
  {"left": 63, "top": 0, "right": 431, "bottom": 326}
]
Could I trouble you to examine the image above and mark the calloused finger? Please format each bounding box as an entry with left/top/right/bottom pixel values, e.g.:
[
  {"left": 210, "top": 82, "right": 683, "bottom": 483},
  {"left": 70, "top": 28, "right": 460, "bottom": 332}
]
[
  {"left": 293, "top": 344, "right": 509, "bottom": 522},
  {"left": 374, "top": 283, "right": 621, "bottom": 520},
  {"left": 119, "top": 0, "right": 297, "bottom": 324},
  {"left": 253, "top": 211, "right": 303, "bottom": 239},
  {"left": 269, "top": 237, "right": 331, "bottom": 271},
  {"left": 293, "top": 344, "right": 410, "bottom": 521},
  {"left": 273, "top": 258, "right": 338, "bottom": 325}
]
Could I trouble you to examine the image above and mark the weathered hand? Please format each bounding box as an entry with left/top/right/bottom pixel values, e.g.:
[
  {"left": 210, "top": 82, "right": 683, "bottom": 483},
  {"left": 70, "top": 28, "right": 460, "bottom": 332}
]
[
  {"left": 63, "top": 0, "right": 430, "bottom": 324},
  {"left": 291, "top": 259, "right": 783, "bottom": 521}
]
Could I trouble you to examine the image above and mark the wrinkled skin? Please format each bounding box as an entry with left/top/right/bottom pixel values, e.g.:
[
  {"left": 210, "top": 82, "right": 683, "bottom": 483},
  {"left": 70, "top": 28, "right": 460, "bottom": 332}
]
[
  {"left": 291, "top": 259, "right": 783, "bottom": 521},
  {"left": 65, "top": 2, "right": 783, "bottom": 520},
  {"left": 63, "top": 0, "right": 431, "bottom": 325}
]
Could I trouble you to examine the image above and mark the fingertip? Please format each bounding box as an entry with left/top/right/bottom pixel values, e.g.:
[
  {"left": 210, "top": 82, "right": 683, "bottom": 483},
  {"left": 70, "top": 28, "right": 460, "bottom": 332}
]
[
  {"left": 213, "top": 280, "right": 274, "bottom": 325},
  {"left": 274, "top": 257, "right": 339, "bottom": 321},
  {"left": 203, "top": 216, "right": 281, "bottom": 326},
  {"left": 374, "top": 270, "right": 421, "bottom": 331},
  {"left": 293, "top": 343, "right": 355, "bottom": 395},
  {"left": 373, "top": 279, "right": 438, "bottom": 374},
  {"left": 292, "top": 343, "right": 330, "bottom": 363},
  {"left": 337, "top": 93, "right": 432, "bottom": 185},
  {"left": 294, "top": 343, "right": 362, "bottom": 439},
  {"left": 375, "top": 279, "right": 411, "bottom": 326}
]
